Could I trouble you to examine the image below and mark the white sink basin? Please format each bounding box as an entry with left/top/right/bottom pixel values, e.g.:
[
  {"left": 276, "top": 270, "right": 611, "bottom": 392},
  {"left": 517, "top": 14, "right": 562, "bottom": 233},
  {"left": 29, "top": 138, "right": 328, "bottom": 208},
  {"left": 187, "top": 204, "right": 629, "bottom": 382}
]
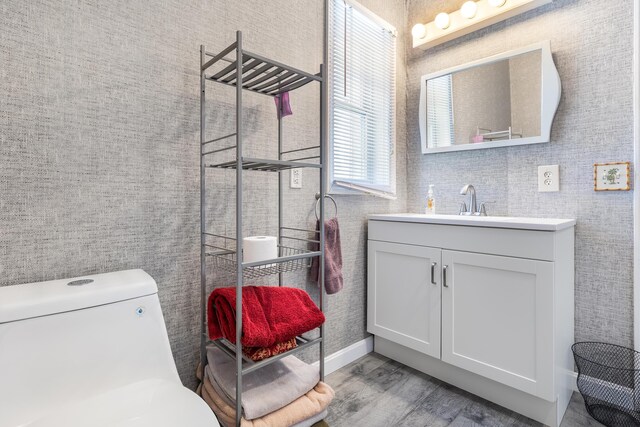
[{"left": 368, "top": 213, "right": 576, "bottom": 231}]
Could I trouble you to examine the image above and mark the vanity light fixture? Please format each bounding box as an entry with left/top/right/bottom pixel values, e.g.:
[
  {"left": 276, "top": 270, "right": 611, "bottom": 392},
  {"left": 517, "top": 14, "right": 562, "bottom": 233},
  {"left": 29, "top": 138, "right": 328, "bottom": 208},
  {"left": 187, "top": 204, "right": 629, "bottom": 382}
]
[
  {"left": 412, "top": 23, "right": 427, "bottom": 39},
  {"left": 460, "top": 1, "right": 478, "bottom": 19},
  {"left": 434, "top": 12, "right": 451, "bottom": 29},
  {"left": 413, "top": 0, "right": 552, "bottom": 49}
]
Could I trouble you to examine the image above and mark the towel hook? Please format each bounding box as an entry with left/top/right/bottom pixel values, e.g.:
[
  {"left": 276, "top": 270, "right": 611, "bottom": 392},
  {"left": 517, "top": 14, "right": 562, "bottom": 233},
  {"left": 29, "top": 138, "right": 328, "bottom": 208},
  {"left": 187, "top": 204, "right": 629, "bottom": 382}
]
[{"left": 315, "top": 193, "right": 338, "bottom": 221}]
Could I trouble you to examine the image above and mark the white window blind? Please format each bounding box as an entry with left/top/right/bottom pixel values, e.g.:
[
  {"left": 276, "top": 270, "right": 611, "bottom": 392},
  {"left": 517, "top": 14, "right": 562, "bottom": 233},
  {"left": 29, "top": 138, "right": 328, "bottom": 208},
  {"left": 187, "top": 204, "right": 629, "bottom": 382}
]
[
  {"left": 328, "top": 0, "right": 396, "bottom": 198},
  {"left": 426, "top": 75, "right": 454, "bottom": 147}
]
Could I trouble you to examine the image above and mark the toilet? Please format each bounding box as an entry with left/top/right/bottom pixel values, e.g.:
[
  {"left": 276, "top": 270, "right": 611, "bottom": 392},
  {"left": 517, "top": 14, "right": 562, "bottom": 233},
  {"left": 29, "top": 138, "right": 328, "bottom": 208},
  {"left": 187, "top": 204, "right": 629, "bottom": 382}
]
[{"left": 0, "top": 269, "right": 219, "bottom": 427}]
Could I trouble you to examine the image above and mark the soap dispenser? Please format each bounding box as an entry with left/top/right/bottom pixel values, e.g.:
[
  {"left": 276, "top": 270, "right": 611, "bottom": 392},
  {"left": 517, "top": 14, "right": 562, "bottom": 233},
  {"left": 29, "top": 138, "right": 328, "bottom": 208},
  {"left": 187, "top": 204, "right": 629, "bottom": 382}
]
[{"left": 425, "top": 184, "right": 436, "bottom": 215}]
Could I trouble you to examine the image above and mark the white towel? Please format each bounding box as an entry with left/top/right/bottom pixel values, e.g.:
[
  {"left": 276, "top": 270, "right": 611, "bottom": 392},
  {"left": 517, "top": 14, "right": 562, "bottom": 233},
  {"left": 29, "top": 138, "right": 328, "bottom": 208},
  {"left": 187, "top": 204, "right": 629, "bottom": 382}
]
[{"left": 206, "top": 345, "right": 319, "bottom": 420}]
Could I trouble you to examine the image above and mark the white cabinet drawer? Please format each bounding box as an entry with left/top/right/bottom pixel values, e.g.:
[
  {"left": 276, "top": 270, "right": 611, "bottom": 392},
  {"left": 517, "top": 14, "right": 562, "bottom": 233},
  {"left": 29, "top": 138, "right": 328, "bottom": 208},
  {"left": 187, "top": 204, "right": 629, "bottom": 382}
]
[{"left": 369, "top": 220, "right": 556, "bottom": 261}]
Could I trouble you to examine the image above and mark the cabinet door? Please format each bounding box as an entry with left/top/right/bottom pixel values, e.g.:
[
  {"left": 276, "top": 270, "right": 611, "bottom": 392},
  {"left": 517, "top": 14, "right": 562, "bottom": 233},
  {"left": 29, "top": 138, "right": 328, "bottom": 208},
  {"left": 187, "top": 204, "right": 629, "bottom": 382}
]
[
  {"left": 367, "top": 241, "right": 441, "bottom": 358},
  {"left": 441, "top": 250, "right": 554, "bottom": 400}
]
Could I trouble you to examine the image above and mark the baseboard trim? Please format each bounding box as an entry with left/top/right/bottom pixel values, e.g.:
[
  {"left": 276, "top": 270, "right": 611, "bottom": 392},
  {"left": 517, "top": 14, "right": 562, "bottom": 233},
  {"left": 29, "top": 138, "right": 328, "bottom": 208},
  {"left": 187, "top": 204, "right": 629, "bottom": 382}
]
[
  {"left": 571, "top": 371, "right": 578, "bottom": 392},
  {"left": 313, "top": 336, "right": 374, "bottom": 376}
]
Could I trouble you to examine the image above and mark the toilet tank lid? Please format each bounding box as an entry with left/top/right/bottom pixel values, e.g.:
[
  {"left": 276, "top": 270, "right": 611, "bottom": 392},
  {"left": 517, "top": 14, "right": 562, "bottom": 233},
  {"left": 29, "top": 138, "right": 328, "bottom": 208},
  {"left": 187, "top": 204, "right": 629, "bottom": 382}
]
[{"left": 0, "top": 269, "right": 158, "bottom": 323}]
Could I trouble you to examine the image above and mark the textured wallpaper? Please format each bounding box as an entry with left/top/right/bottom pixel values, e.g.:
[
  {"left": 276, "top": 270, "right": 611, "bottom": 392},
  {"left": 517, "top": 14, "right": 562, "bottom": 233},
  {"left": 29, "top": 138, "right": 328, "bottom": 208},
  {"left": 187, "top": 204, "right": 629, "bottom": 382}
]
[
  {"left": 1, "top": 0, "right": 632, "bottom": 392},
  {"left": 406, "top": 0, "right": 634, "bottom": 347},
  {"left": 509, "top": 51, "right": 541, "bottom": 137},
  {"left": 452, "top": 60, "right": 512, "bottom": 145},
  {"left": 0, "top": 0, "right": 407, "bottom": 388}
]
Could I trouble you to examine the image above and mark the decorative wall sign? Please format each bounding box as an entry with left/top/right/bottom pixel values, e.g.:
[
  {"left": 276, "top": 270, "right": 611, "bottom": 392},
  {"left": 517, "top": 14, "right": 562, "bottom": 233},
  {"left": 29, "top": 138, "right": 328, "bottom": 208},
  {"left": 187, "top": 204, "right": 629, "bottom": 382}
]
[{"left": 593, "top": 162, "right": 631, "bottom": 191}]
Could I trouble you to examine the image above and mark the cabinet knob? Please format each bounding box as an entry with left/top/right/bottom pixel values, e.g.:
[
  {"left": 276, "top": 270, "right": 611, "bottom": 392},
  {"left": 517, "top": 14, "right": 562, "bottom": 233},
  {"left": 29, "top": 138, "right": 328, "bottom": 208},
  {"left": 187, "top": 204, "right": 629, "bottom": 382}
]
[{"left": 431, "top": 262, "right": 437, "bottom": 285}]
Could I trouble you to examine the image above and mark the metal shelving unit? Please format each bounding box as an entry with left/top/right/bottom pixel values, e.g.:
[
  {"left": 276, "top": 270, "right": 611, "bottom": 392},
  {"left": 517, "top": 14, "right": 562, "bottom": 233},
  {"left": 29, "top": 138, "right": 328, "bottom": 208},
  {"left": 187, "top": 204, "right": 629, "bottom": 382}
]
[
  {"left": 476, "top": 126, "right": 523, "bottom": 141},
  {"left": 200, "top": 31, "right": 326, "bottom": 427}
]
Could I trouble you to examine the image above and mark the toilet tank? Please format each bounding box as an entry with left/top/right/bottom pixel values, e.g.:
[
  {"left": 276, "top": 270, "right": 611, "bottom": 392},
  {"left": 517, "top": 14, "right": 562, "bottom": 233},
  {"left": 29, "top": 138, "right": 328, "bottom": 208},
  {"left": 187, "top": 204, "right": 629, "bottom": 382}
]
[{"left": 0, "top": 269, "right": 181, "bottom": 427}]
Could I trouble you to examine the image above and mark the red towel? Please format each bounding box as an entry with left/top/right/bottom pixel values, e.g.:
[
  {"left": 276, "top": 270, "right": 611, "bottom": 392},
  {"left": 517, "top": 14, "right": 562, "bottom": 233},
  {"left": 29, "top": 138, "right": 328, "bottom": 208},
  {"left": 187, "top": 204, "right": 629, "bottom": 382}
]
[
  {"left": 243, "top": 337, "right": 298, "bottom": 361},
  {"left": 207, "top": 286, "right": 325, "bottom": 348}
]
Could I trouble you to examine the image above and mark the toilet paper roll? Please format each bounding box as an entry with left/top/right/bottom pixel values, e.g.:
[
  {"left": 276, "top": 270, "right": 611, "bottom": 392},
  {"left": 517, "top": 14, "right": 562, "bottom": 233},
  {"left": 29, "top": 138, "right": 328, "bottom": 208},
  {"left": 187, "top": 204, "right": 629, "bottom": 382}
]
[{"left": 243, "top": 236, "right": 278, "bottom": 263}]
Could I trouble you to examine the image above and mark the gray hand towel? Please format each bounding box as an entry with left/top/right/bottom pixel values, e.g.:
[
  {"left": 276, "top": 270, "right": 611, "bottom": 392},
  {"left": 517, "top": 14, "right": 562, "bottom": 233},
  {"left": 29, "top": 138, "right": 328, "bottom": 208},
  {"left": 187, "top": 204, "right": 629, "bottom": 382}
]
[{"left": 311, "top": 217, "right": 344, "bottom": 295}]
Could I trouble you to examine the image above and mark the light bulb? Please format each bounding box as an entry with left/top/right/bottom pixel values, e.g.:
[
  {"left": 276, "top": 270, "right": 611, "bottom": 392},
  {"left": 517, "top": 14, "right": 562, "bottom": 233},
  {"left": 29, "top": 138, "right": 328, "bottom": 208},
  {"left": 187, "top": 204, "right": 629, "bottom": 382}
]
[
  {"left": 411, "top": 24, "right": 427, "bottom": 39},
  {"left": 488, "top": 0, "right": 506, "bottom": 7},
  {"left": 434, "top": 12, "right": 450, "bottom": 30},
  {"left": 460, "top": 1, "right": 478, "bottom": 19}
]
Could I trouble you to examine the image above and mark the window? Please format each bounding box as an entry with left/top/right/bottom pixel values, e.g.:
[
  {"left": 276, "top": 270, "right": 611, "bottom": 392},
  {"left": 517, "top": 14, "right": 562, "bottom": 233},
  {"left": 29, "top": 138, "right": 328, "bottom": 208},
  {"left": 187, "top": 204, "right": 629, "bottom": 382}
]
[
  {"left": 426, "top": 75, "right": 455, "bottom": 147},
  {"left": 328, "top": 0, "right": 396, "bottom": 198}
]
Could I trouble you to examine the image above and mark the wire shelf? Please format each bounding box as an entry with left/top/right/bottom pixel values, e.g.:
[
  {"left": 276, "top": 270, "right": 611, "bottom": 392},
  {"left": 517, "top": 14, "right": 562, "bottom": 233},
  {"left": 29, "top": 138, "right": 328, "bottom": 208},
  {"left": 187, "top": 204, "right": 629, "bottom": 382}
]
[
  {"left": 476, "top": 126, "right": 523, "bottom": 141},
  {"left": 206, "top": 157, "right": 321, "bottom": 172},
  {"left": 206, "top": 244, "right": 319, "bottom": 279},
  {"left": 206, "top": 335, "right": 322, "bottom": 375},
  {"left": 203, "top": 44, "right": 321, "bottom": 97}
]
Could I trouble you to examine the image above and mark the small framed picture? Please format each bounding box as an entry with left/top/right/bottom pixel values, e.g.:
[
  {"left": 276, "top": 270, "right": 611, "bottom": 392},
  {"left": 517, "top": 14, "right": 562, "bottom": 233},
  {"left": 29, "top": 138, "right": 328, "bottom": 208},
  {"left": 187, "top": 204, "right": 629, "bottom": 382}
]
[{"left": 594, "top": 162, "right": 631, "bottom": 191}]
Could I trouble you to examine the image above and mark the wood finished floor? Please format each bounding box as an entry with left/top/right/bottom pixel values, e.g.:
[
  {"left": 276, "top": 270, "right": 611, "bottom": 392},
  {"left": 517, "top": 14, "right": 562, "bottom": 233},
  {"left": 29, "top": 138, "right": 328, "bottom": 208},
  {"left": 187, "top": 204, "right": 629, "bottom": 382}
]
[{"left": 324, "top": 353, "right": 602, "bottom": 427}]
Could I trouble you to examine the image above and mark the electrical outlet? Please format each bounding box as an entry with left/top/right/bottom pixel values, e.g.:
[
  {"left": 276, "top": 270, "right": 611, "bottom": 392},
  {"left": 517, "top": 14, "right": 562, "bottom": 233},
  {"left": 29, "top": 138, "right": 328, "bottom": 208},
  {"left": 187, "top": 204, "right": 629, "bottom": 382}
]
[
  {"left": 538, "top": 165, "right": 559, "bottom": 192},
  {"left": 290, "top": 168, "right": 302, "bottom": 189}
]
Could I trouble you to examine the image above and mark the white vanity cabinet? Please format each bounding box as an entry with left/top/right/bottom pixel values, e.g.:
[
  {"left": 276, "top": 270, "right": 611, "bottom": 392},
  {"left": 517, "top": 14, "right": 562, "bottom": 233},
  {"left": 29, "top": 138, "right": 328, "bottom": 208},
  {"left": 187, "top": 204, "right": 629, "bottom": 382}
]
[{"left": 367, "top": 214, "right": 575, "bottom": 427}]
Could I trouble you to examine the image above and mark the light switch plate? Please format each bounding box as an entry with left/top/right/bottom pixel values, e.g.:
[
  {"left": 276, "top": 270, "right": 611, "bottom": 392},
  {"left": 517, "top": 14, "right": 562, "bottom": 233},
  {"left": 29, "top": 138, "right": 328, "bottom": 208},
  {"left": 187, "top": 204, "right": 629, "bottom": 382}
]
[
  {"left": 538, "top": 165, "right": 559, "bottom": 192},
  {"left": 290, "top": 168, "right": 302, "bottom": 189}
]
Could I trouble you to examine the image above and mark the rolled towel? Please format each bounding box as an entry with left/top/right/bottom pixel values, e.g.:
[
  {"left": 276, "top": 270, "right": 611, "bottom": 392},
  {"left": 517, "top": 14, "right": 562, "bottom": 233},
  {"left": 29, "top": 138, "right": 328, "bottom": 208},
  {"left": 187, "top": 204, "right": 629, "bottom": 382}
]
[
  {"left": 206, "top": 346, "right": 319, "bottom": 420},
  {"left": 207, "top": 286, "right": 325, "bottom": 348},
  {"left": 201, "top": 377, "right": 334, "bottom": 427}
]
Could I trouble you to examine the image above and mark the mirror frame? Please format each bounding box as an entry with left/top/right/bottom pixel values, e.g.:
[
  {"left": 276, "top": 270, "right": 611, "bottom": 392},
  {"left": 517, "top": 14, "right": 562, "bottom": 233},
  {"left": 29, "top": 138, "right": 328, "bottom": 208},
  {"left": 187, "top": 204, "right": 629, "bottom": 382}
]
[{"left": 419, "top": 41, "right": 561, "bottom": 154}]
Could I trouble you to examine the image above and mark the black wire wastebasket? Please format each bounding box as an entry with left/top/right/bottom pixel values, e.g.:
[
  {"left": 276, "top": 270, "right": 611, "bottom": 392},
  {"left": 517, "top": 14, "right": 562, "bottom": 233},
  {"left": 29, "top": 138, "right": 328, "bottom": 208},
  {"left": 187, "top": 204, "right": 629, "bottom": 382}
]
[{"left": 572, "top": 342, "right": 640, "bottom": 426}]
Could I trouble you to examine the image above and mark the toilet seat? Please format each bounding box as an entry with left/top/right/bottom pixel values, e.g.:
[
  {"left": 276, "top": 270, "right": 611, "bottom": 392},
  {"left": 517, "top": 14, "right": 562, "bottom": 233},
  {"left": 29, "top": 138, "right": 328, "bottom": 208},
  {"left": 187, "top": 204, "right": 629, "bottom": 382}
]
[{"left": 22, "top": 379, "right": 220, "bottom": 427}]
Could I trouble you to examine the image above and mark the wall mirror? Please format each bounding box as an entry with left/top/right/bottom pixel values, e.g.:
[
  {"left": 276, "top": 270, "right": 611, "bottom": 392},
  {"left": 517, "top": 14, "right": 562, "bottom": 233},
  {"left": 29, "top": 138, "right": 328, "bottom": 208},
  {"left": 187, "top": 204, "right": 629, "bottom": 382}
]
[{"left": 419, "top": 41, "right": 561, "bottom": 154}]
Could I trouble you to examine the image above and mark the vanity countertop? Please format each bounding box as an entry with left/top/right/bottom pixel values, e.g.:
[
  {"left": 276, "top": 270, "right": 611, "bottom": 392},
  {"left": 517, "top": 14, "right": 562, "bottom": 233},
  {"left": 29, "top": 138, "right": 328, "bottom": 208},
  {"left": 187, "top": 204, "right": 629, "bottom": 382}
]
[{"left": 368, "top": 213, "right": 576, "bottom": 231}]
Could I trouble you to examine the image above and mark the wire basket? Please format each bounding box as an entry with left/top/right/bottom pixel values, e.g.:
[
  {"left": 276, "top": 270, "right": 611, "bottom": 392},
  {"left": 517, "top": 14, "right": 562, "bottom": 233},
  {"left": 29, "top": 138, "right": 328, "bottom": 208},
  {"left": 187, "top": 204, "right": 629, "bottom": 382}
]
[
  {"left": 207, "top": 245, "right": 314, "bottom": 279},
  {"left": 572, "top": 342, "right": 640, "bottom": 426}
]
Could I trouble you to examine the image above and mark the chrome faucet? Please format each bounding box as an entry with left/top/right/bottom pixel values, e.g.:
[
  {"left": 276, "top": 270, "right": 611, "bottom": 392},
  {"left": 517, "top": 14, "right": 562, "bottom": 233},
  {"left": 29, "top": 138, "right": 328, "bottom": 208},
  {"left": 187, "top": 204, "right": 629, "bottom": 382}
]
[{"left": 459, "top": 184, "right": 488, "bottom": 216}]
